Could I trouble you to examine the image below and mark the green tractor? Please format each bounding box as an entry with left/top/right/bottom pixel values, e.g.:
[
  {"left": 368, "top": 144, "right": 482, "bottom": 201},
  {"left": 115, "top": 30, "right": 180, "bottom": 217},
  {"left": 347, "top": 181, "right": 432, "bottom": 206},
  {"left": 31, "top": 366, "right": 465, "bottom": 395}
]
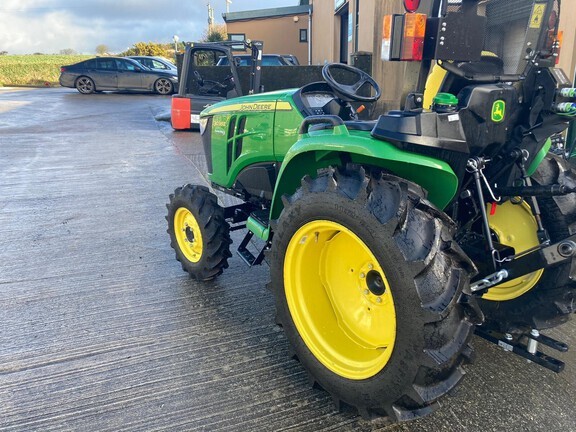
[{"left": 167, "top": 0, "right": 576, "bottom": 422}]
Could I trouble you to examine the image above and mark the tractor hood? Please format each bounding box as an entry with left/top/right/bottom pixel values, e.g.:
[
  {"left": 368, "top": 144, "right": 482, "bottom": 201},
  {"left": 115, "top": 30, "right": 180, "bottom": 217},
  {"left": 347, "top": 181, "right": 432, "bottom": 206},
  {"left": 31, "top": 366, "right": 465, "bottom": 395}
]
[{"left": 200, "top": 89, "right": 298, "bottom": 117}]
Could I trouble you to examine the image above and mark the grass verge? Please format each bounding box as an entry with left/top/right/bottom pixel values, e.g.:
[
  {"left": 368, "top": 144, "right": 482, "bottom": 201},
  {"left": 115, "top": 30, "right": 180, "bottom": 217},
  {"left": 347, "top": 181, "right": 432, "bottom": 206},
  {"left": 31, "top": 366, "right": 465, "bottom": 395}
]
[{"left": 0, "top": 55, "right": 91, "bottom": 87}]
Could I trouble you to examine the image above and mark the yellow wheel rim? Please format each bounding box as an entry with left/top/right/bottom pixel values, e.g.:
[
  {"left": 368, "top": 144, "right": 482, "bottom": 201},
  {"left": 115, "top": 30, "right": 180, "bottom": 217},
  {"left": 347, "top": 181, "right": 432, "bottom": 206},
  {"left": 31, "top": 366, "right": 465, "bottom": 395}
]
[
  {"left": 284, "top": 220, "right": 396, "bottom": 380},
  {"left": 484, "top": 201, "right": 544, "bottom": 301},
  {"left": 174, "top": 207, "right": 204, "bottom": 263}
]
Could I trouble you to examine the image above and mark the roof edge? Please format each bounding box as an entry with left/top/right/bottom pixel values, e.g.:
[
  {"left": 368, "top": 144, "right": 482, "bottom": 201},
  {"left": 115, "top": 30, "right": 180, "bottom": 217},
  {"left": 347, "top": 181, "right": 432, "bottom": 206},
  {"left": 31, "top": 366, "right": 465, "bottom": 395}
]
[{"left": 223, "top": 5, "right": 311, "bottom": 22}]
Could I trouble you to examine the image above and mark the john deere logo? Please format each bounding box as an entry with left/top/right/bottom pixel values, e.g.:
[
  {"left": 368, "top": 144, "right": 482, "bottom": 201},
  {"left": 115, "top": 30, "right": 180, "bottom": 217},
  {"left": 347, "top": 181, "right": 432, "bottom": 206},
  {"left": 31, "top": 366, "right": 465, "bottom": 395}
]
[{"left": 491, "top": 100, "right": 506, "bottom": 123}]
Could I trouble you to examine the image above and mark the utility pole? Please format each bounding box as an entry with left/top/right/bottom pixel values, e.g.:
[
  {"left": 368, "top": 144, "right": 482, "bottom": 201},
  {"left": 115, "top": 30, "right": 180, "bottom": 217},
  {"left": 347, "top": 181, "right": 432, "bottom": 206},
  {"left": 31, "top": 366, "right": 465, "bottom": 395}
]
[{"left": 207, "top": 2, "right": 215, "bottom": 31}]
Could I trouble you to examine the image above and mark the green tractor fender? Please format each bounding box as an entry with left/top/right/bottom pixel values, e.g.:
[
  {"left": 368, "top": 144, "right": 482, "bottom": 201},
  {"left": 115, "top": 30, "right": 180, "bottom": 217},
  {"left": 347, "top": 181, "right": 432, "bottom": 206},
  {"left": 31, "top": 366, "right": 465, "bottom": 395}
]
[{"left": 269, "top": 124, "right": 459, "bottom": 220}]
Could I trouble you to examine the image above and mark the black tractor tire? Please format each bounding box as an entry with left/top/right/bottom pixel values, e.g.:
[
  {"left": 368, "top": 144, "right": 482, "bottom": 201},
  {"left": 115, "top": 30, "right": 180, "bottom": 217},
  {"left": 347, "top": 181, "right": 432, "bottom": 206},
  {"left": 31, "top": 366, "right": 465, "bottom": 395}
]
[
  {"left": 166, "top": 184, "right": 232, "bottom": 281},
  {"left": 75, "top": 76, "right": 95, "bottom": 94},
  {"left": 480, "top": 154, "right": 576, "bottom": 332},
  {"left": 269, "top": 165, "right": 479, "bottom": 422}
]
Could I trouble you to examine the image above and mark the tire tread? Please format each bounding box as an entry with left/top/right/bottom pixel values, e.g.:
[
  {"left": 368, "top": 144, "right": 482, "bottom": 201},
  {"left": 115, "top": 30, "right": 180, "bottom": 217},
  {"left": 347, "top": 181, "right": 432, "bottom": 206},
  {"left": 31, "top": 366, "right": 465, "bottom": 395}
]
[{"left": 270, "top": 164, "right": 478, "bottom": 422}]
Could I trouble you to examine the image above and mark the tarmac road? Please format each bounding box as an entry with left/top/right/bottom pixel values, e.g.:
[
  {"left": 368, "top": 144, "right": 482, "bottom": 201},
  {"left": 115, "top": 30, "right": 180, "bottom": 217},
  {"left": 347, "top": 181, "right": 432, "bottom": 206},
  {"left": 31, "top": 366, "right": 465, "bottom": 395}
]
[{"left": 0, "top": 87, "right": 575, "bottom": 431}]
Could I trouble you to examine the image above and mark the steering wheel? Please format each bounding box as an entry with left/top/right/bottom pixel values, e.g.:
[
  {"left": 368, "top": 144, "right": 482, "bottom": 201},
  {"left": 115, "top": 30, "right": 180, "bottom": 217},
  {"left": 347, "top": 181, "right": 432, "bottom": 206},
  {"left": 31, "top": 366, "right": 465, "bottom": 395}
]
[
  {"left": 322, "top": 63, "right": 381, "bottom": 103},
  {"left": 194, "top": 70, "right": 229, "bottom": 95},
  {"left": 193, "top": 70, "right": 205, "bottom": 86}
]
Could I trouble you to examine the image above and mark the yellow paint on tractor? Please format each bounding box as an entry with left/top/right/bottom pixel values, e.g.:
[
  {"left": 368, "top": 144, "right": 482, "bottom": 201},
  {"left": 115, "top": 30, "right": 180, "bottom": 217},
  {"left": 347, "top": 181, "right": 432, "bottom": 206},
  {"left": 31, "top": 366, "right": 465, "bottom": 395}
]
[
  {"left": 484, "top": 201, "right": 544, "bottom": 301},
  {"left": 174, "top": 207, "right": 204, "bottom": 263},
  {"left": 284, "top": 220, "right": 396, "bottom": 380}
]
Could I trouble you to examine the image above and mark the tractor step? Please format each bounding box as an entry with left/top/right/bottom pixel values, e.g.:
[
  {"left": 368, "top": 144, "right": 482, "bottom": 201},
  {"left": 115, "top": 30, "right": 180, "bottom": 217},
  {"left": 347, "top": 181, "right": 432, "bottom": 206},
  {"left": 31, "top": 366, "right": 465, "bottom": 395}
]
[
  {"left": 475, "top": 327, "right": 566, "bottom": 373},
  {"left": 236, "top": 211, "right": 271, "bottom": 267},
  {"left": 527, "top": 331, "right": 569, "bottom": 353}
]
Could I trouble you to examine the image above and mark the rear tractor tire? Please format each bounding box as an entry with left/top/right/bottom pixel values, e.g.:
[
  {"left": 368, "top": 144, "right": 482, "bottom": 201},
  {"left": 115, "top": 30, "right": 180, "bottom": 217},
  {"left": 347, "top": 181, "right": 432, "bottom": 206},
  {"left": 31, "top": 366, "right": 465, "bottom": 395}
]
[
  {"left": 479, "top": 154, "right": 576, "bottom": 332},
  {"left": 269, "top": 165, "right": 479, "bottom": 421},
  {"left": 166, "top": 185, "right": 232, "bottom": 281}
]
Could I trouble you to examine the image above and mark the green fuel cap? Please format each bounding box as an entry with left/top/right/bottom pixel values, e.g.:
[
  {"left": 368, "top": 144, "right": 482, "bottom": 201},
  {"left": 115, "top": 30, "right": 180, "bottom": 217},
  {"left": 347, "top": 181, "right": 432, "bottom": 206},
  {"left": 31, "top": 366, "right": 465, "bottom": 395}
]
[
  {"left": 433, "top": 92, "right": 458, "bottom": 106},
  {"left": 432, "top": 92, "right": 458, "bottom": 113}
]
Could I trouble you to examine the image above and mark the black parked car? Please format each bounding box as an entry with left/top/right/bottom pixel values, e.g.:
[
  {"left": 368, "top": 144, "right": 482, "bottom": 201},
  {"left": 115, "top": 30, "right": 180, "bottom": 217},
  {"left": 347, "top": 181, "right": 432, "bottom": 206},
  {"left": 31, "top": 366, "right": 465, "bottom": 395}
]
[
  {"left": 59, "top": 57, "right": 178, "bottom": 95},
  {"left": 216, "top": 54, "right": 297, "bottom": 66}
]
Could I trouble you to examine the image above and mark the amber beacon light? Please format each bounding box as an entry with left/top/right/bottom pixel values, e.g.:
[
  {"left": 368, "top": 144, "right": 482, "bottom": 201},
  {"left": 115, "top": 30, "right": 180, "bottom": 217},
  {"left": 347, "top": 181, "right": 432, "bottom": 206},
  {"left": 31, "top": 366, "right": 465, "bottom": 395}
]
[{"left": 403, "top": 0, "right": 421, "bottom": 13}]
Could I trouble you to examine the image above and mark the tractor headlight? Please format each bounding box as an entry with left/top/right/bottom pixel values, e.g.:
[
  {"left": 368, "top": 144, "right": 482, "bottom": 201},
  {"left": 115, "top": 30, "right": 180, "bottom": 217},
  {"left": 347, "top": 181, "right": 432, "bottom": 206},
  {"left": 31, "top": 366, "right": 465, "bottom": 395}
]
[{"left": 200, "top": 117, "right": 209, "bottom": 135}]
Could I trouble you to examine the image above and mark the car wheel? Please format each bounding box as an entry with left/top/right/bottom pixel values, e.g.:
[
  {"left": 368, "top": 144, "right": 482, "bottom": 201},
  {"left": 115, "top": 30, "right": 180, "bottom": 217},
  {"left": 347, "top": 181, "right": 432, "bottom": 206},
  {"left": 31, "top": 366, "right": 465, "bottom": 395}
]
[
  {"left": 75, "top": 76, "right": 95, "bottom": 94},
  {"left": 155, "top": 78, "right": 173, "bottom": 95}
]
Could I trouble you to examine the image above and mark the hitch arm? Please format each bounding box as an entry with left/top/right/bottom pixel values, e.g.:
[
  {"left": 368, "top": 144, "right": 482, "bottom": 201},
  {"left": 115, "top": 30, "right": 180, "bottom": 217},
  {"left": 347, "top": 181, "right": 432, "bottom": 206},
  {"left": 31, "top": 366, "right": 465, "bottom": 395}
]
[{"left": 471, "top": 234, "right": 576, "bottom": 293}]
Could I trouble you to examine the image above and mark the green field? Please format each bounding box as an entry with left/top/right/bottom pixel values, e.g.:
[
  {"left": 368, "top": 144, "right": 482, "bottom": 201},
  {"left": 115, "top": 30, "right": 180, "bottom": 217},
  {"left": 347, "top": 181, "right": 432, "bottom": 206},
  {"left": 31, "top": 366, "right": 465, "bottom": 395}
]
[{"left": 0, "top": 54, "right": 92, "bottom": 87}]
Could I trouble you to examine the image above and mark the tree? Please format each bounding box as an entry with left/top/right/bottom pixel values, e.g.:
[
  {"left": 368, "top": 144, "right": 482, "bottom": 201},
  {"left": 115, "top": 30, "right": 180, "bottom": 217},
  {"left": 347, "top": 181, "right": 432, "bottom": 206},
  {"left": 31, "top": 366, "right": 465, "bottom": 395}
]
[
  {"left": 202, "top": 24, "right": 227, "bottom": 42},
  {"left": 60, "top": 48, "right": 76, "bottom": 55},
  {"left": 96, "top": 44, "right": 108, "bottom": 55},
  {"left": 122, "top": 42, "right": 169, "bottom": 57},
  {"left": 0, "top": 51, "right": 7, "bottom": 56}
]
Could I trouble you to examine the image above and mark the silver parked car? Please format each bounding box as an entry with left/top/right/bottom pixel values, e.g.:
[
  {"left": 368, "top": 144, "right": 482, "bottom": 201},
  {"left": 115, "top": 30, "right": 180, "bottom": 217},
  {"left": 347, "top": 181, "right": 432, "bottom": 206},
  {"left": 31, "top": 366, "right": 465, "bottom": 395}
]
[
  {"left": 128, "top": 56, "right": 178, "bottom": 74},
  {"left": 59, "top": 57, "right": 178, "bottom": 95}
]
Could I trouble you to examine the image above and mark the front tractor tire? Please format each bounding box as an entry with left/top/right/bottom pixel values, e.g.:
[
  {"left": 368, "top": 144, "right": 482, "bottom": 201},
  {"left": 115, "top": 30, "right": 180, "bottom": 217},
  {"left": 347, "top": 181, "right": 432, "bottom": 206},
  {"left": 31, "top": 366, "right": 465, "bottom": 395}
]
[
  {"left": 166, "top": 185, "right": 231, "bottom": 281},
  {"left": 269, "top": 165, "right": 478, "bottom": 421}
]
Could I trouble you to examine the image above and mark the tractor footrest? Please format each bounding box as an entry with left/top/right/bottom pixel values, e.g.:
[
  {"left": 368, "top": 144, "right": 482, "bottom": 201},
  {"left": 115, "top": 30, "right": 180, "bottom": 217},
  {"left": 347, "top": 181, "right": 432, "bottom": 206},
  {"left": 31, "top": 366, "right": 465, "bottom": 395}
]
[
  {"left": 250, "top": 209, "right": 270, "bottom": 228},
  {"left": 237, "top": 230, "right": 269, "bottom": 267},
  {"left": 475, "top": 327, "right": 566, "bottom": 373}
]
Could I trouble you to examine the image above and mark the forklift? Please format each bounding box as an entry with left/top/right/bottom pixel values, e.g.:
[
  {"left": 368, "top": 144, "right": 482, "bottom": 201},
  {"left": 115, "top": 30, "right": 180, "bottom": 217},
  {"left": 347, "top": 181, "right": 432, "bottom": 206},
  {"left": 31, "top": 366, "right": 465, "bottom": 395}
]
[{"left": 170, "top": 40, "right": 263, "bottom": 130}]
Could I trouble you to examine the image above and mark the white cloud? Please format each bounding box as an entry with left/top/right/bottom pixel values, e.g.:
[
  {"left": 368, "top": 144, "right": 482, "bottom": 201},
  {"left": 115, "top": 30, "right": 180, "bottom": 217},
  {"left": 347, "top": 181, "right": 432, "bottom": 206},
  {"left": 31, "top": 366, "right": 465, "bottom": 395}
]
[{"left": 0, "top": 0, "right": 298, "bottom": 54}]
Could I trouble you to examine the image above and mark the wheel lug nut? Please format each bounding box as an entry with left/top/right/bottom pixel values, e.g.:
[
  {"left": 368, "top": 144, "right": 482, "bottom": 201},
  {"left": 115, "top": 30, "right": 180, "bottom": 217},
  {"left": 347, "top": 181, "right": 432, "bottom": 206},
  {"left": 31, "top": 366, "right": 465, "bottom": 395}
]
[
  {"left": 360, "top": 273, "right": 365, "bottom": 279},
  {"left": 363, "top": 289, "right": 369, "bottom": 295},
  {"left": 376, "top": 297, "right": 382, "bottom": 303},
  {"left": 367, "top": 264, "right": 373, "bottom": 270}
]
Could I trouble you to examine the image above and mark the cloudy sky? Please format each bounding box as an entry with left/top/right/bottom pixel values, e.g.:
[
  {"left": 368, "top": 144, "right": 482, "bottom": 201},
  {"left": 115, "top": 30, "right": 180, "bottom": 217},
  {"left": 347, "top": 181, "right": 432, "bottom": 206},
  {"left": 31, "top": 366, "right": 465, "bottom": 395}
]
[{"left": 0, "top": 0, "right": 297, "bottom": 54}]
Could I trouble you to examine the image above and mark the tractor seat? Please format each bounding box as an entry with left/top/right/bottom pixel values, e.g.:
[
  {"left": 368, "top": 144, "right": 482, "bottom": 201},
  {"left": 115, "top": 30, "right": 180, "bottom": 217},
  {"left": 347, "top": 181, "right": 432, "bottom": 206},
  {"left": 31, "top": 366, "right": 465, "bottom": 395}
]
[{"left": 424, "top": 53, "right": 504, "bottom": 109}]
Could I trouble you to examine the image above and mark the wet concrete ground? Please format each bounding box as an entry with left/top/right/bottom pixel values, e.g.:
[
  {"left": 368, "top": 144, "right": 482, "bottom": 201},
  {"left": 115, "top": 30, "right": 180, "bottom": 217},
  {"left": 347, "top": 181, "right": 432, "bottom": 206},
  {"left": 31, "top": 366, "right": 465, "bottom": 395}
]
[{"left": 0, "top": 87, "right": 574, "bottom": 431}]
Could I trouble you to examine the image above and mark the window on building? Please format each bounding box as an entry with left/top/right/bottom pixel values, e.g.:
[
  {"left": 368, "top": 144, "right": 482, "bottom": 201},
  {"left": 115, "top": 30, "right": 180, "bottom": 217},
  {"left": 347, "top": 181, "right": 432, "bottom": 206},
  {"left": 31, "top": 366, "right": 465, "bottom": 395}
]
[
  {"left": 228, "top": 33, "right": 246, "bottom": 51},
  {"left": 299, "top": 28, "right": 308, "bottom": 42}
]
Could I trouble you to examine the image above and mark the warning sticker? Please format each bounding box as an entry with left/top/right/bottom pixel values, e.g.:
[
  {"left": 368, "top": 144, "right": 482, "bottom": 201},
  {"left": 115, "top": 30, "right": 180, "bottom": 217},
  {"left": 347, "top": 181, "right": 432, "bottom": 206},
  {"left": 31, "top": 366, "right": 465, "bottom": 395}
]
[{"left": 529, "top": 3, "right": 546, "bottom": 29}]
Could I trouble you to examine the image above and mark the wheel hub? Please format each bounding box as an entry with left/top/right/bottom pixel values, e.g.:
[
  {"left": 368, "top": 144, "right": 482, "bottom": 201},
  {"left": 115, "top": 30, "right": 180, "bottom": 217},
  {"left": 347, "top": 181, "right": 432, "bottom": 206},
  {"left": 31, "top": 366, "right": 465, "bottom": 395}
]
[
  {"left": 366, "top": 270, "right": 386, "bottom": 296},
  {"left": 184, "top": 225, "right": 195, "bottom": 243}
]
